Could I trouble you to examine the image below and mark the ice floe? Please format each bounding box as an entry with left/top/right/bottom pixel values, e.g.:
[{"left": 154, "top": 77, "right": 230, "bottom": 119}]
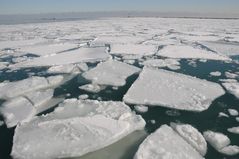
[
  {"left": 78, "top": 94, "right": 89, "bottom": 100},
  {"left": 210, "top": 71, "right": 221, "bottom": 77},
  {"left": 124, "top": 67, "right": 225, "bottom": 112},
  {"left": 203, "top": 131, "right": 230, "bottom": 150},
  {"left": 12, "top": 47, "right": 109, "bottom": 67},
  {"left": 227, "top": 127, "right": 239, "bottom": 134},
  {"left": 134, "top": 125, "right": 204, "bottom": 159},
  {"left": 225, "top": 72, "right": 238, "bottom": 79},
  {"left": 220, "top": 145, "right": 239, "bottom": 156},
  {"left": 222, "top": 81, "right": 239, "bottom": 99},
  {"left": 228, "top": 109, "right": 239, "bottom": 116},
  {"left": 79, "top": 84, "right": 106, "bottom": 93},
  {"left": 83, "top": 60, "right": 140, "bottom": 87},
  {"left": 157, "top": 44, "right": 229, "bottom": 60},
  {"left": 170, "top": 123, "right": 207, "bottom": 156},
  {"left": 110, "top": 44, "right": 157, "bottom": 56},
  {"left": 134, "top": 105, "right": 148, "bottom": 113},
  {"left": 142, "top": 58, "right": 180, "bottom": 70},
  {"left": 11, "top": 99, "right": 146, "bottom": 159}
]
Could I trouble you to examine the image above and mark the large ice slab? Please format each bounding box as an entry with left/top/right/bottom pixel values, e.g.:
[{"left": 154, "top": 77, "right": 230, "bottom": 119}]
[
  {"left": 18, "top": 43, "right": 78, "bottom": 56},
  {"left": 83, "top": 60, "right": 141, "bottom": 86},
  {"left": 11, "top": 99, "right": 146, "bottom": 159},
  {"left": 12, "top": 47, "right": 109, "bottom": 67},
  {"left": 157, "top": 45, "right": 229, "bottom": 60},
  {"left": 134, "top": 125, "right": 204, "bottom": 159},
  {"left": 170, "top": 123, "right": 207, "bottom": 156},
  {"left": 124, "top": 67, "right": 225, "bottom": 112},
  {"left": 0, "top": 76, "right": 62, "bottom": 99},
  {"left": 110, "top": 44, "right": 157, "bottom": 56}
]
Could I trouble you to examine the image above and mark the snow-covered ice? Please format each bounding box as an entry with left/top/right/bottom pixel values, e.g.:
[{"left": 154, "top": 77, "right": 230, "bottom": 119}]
[
  {"left": 142, "top": 58, "right": 180, "bottom": 70},
  {"left": 83, "top": 60, "right": 140, "bottom": 87},
  {"left": 203, "top": 131, "right": 230, "bottom": 150},
  {"left": 110, "top": 44, "right": 157, "bottom": 56},
  {"left": 11, "top": 99, "right": 145, "bottom": 159},
  {"left": 220, "top": 145, "right": 239, "bottom": 156},
  {"left": 12, "top": 47, "right": 109, "bottom": 67},
  {"left": 124, "top": 67, "right": 225, "bottom": 112},
  {"left": 170, "top": 123, "right": 207, "bottom": 156},
  {"left": 157, "top": 44, "right": 229, "bottom": 60},
  {"left": 134, "top": 125, "right": 204, "bottom": 159}
]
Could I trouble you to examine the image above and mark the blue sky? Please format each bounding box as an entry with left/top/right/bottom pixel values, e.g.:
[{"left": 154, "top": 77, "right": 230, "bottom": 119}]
[{"left": 0, "top": 0, "right": 239, "bottom": 15}]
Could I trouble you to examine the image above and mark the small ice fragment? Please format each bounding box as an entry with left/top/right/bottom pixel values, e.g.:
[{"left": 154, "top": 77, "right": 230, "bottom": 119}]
[
  {"left": 219, "top": 145, "right": 239, "bottom": 156},
  {"left": 79, "top": 84, "right": 106, "bottom": 93},
  {"left": 203, "top": 131, "right": 230, "bottom": 150},
  {"left": 210, "top": 71, "right": 221, "bottom": 77},
  {"left": 218, "top": 112, "right": 229, "bottom": 118},
  {"left": 228, "top": 109, "right": 239, "bottom": 116},
  {"left": 78, "top": 94, "right": 89, "bottom": 100},
  {"left": 134, "top": 105, "right": 148, "bottom": 113},
  {"left": 227, "top": 127, "right": 239, "bottom": 134}
]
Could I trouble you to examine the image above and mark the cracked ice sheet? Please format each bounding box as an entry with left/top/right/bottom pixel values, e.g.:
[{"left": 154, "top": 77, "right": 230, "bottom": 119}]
[
  {"left": 83, "top": 60, "right": 141, "bottom": 87},
  {"left": 134, "top": 125, "right": 204, "bottom": 159},
  {"left": 11, "top": 99, "right": 146, "bottom": 159},
  {"left": 17, "top": 43, "right": 78, "bottom": 56},
  {"left": 123, "top": 67, "right": 225, "bottom": 112},
  {"left": 110, "top": 44, "right": 157, "bottom": 56},
  {"left": 157, "top": 44, "right": 229, "bottom": 61},
  {"left": 11, "top": 47, "right": 109, "bottom": 68}
]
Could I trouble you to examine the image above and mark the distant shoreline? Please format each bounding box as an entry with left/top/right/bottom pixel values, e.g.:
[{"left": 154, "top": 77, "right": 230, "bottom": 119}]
[{"left": 0, "top": 11, "right": 238, "bottom": 25}]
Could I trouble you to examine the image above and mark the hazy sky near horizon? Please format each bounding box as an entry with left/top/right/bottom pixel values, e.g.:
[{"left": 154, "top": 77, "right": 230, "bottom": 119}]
[{"left": 0, "top": 0, "right": 239, "bottom": 15}]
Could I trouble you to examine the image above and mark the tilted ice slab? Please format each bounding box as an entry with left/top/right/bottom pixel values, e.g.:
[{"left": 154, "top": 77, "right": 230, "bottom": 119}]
[
  {"left": 222, "top": 81, "right": 239, "bottom": 99},
  {"left": 12, "top": 47, "right": 109, "bottom": 68},
  {"left": 47, "top": 63, "right": 88, "bottom": 74},
  {"left": 157, "top": 45, "right": 229, "bottom": 60},
  {"left": 124, "top": 67, "right": 225, "bottom": 112},
  {"left": 170, "top": 123, "right": 207, "bottom": 156},
  {"left": 110, "top": 44, "right": 157, "bottom": 56},
  {"left": 0, "top": 89, "right": 54, "bottom": 128},
  {"left": 134, "top": 125, "right": 204, "bottom": 159},
  {"left": 0, "top": 76, "right": 63, "bottom": 99},
  {"left": 18, "top": 43, "right": 78, "bottom": 56},
  {"left": 11, "top": 99, "right": 146, "bottom": 159},
  {"left": 83, "top": 60, "right": 141, "bottom": 87}
]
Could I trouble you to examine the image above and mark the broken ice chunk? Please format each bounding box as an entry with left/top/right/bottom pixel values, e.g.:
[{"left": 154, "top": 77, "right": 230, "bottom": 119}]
[
  {"left": 228, "top": 109, "right": 239, "bottom": 116},
  {"left": 134, "top": 125, "right": 204, "bottom": 159},
  {"left": 142, "top": 58, "right": 180, "bottom": 70},
  {"left": 220, "top": 145, "right": 239, "bottom": 156},
  {"left": 134, "top": 105, "right": 148, "bottom": 113},
  {"left": 47, "top": 64, "right": 79, "bottom": 74},
  {"left": 203, "top": 131, "right": 230, "bottom": 150},
  {"left": 227, "top": 127, "right": 239, "bottom": 134},
  {"left": 11, "top": 99, "right": 145, "bottom": 159},
  {"left": 124, "top": 67, "right": 225, "bottom": 112},
  {"left": 225, "top": 72, "right": 238, "bottom": 79},
  {"left": 78, "top": 94, "right": 89, "bottom": 100},
  {"left": 210, "top": 71, "right": 221, "bottom": 77},
  {"left": 0, "top": 97, "right": 36, "bottom": 128},
  {"left": 170, "top": 123, "right": 207, "bottom": 156},
  {"left": 83, "top": 60, "right": 140, "bottom": 87},
  {"left": 79, "top": 84, "right": 106, "bottom": 93},
  {"left": 222, "top": 81, "right": 239, "bottom": 99}
]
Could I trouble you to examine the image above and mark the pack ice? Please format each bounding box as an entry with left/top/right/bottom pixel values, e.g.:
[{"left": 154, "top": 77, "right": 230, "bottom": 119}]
[
  {"left": 124, "top": 67, "right": 225, "bottom": 112},
  {"left": 83, "top": 60, "right": 141, "bottom": 87},
  {"left": 11, "top": 99, "right": 146, "bottom": 159},
  {"left": 134, "top": 125, "right": 204, "bottom": 159}
]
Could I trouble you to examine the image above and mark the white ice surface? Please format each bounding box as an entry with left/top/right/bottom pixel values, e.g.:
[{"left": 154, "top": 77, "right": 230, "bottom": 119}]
[
  {"left": 157, "top": 45, "right": 229, "bottom": 60},
  {"left": 11, "top": 99, "right": 146, "bottom": 159},
  {"left": 12, "top": 47, "right": 109, "bottom": 67},
  {"left": 18, "top": 43, "right": 78, "bottom": 56},
  {"left": 210, "top": 71, "right": 221, "bottom": 77},
  {"left": 227, "top": 127, "right": 239, "bottom": 134},
  {"left": 110, "top": 44, "right": 156, "bottom": 56},
  {"left": 124, "top": 67, "right": 225, "bottom": 112},
  {"left": 47, "top": 64, "right": 78, "bottom": 74},
  {"left": 222, "top": 82, "right": 239, "bottom": 99},
  {"left": 78, "top": 84, "right": 106, "bottom": 93},
  {"left": 134, "top": 105, "right": 148, "bottom": 113},
  {"left": 83, "top": 60, "right": 140, "bottom": 86},
  {"left": 170, "top": 123, "right": 207, "bottom": 156},
  {"left": 225, "top": 72, "right": 238, "bottom": 79},
  {"left": 134, "top": 125, "right": 204, "bottom": 159},
  {"left": 142, "top": 59, "right": 180, "bottom": 70},
  {"left": 203, "top": 131, "right": 230, "bottom": 150},
  {"left": 228, "top": 109, "right": 239, "bottom": 116},
  {"left": 220, "top": 145, "right": 239, "bottom": 156},
  {"left": 0, "top": 97, "right": 35, "bottom": 128}
]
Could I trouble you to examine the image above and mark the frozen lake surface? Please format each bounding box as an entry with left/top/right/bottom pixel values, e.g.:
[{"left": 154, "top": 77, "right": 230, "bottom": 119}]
[{"left": 0, "top": 17, "right": 239, "bottom": 159}]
